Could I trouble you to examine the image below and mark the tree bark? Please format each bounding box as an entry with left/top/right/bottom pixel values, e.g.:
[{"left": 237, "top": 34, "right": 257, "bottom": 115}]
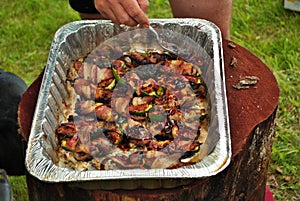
[{"left": 19, "top": 40, "right": 280, "bottom": 201}]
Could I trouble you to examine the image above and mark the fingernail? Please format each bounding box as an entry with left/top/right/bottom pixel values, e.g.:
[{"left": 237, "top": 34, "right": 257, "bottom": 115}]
[{"left": 142, "top": 23, "right": 149, "bottom": 28}]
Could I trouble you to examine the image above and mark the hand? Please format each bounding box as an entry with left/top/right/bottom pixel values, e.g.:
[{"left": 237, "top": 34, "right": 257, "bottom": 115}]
[{"left": 94, "top": 0, "right": 150, "bottom": 27}]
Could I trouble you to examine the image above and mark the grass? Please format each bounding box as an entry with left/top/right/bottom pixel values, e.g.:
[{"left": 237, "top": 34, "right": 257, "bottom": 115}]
[
  {"left": 231, "top": 1, "right": 300, "bottom": 200},
  {"left": 1, "top": 0, "right": 299, "bottom": 200}
]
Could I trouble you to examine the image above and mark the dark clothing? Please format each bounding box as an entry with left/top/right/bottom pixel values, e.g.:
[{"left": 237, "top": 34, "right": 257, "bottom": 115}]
[
  {"left": 69, "top": 0, "right": 98, "bottom": 13},
  {"left": 0, "top": 69, "right": 27, "bottom": 175}
]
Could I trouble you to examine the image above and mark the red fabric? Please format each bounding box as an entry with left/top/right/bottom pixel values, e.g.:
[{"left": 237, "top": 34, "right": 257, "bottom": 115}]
[{"left": 265, "top": 187, "right": 275, "bottom": 201}]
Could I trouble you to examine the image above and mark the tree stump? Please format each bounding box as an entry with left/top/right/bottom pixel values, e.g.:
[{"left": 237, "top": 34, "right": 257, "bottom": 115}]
[{"left": 18, "top": 40, "right": 279, "bottom": 201}]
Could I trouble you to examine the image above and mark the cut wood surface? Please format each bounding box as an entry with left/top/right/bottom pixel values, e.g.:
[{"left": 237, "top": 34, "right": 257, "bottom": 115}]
[{"left": 18, "top": 40, "right": 280, "bottom": 201}]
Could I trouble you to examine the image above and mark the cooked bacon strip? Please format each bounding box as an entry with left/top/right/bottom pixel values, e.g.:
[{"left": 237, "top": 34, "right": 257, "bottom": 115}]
[
  {"left": 194, "top": 84, "right": 207, "bottom": 99},
  {"left": 126, "top": 72, "right": 142, "bottom": 90},
  {"left": 148, "top": 139, "right": 171, "bottom": 150},
  {"left": 130, "top": 114, "right": 147, "bottom": 123},
  {"left": 128, "top": 151, "right": 145, "bottom": 166},
  {"left": 129, "top": 103, "right": 151, "bottom": 114},
  {"left": 94, "top": 88, "right": 113, "bottom": 103},
  {"left": 74, "top": 78, "right": 97, "bottom": 99},
  {"left": 56, "top": 122, "right": 77, "bottom": 137},
  {"left": 164, "top": 60, "right": 202, "bottom": 76},
  {"left": 94, "top": 105, "right": 115, "bottom": 122},
  {"left": 73, "top": 143, "right": 92, "bottom": 161},
  {"left": 177, "top": 127, "right": 199, "bottom": 140},
  {"left": 112, "top": 60, "right": 128, "bottom": 77},
  {"left": 98, "top": 78, "right": 115, "bottom": 89},
  {"left": 97, "top": 68, "right": 114, "bottom": 86},
  {"left": 78, "top": 63, "right": 114, "bottom": 85},
  {"left": 131, "top": 96, "right": 150, "bottom": 106},
  {"left": 89, "top": 137, "right": 115, "bottom": 158},
  {"left": 75, "top": 143, "right": 90, "bottom": 154},
  {"left": 137, "top": 78, "right": 159, "bottom": 96},
  {"left": 168, "top": 109, "right": 182, "bottom": 122},
  {"left": 148, "top": 121, "right": 165, "bottom": 135},
  {"left": 102, "top": 122, "right": 120, "bottom": 132},
  {"left": 111, "top": 97, "right": 130, "bottom": 116},
  {"left": 127, "top": 52, "right": 148, "bottom": 65},
  {"left": 74, "top": 152, "right": 91, "bottom": 161},
  {"left": 125, "top": 126, "right": 152, "bottom": 142},
  {"left": 130, "top": 96, "right": 154, "bottom": 114},
  {"left": 185, "top": 75, "right": 201, "bottom": 85},
  {"left": 75, "top": 100, "right": 95, "bottom": 114},
  {"left": 61, "top": 134, "right": 78, "bottom": 151},
  {"left": 147, "top": 52, "right": 172, "bottom": 64},
  {"left": 105, "top": 131, "right": 122, "bottom": 145},
  {"left": 73, "top": 60, "right": 83, "bottom": 72},
  {"left": 74, "top": 119, "right": 98, "bottom": 143}
]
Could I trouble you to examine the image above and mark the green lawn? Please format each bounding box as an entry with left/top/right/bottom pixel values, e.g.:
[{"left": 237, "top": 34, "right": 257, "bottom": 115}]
[{"left": 1, "top": 0, "right": 299, "bottom": 200}]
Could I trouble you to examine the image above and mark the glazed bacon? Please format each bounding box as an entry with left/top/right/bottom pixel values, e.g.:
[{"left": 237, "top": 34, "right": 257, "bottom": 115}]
[
  {"left": 56, "top": 49, "right": 209, "bottom": 171},
  {"left": 94, "top": 104, "right": 115, "bottom": 122},
  {"left": 73, "top": 79, "right": 97, "bottom": 100}
]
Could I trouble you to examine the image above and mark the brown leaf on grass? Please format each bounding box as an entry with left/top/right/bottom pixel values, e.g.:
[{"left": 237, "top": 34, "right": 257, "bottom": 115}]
[
  {"left": 233, "top": 75, "right": 260, "bottom": 90},
  {"left": 233, "top": 84, "right": 249, "bottom": 90},
  {"left": 230, "top": 56, "right": 238, "bottom": 67},
  {"left": 267, "top": 174, "right": 279, "bottom": 189},
  {"left": 275, "top": 166, "right": 283, "bottom": 174},
  {"left": 227, "top": 42, "right": 236, "bottom": 48},
  {"left": 284, "top": 176, "right": 292, "bottom": 182}
]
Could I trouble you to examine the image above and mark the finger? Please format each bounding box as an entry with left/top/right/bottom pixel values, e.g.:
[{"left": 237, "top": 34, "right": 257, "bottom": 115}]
[
  {"left": 120, "top": 1, "right": 149, "bottom": 27},
  {"left": 98, "top": 8, "right": 120, "bottom": 25},
  {"left": 94, "top": 1, "right": 117, "bottom": 22},
  {"left": 111, "top": 3, "right": 139, "bottom": 26},
  {"left": 137, "top": 0, "right": 150, "bottom": 13}
]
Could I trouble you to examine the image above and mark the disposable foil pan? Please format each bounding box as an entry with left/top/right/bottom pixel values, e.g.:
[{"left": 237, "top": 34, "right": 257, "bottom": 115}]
[{"left": 25, "top": 19, "right": 231, "bottom": 189}]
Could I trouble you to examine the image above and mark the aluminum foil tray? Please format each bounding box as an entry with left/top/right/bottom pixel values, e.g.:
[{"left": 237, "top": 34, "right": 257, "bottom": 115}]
[{"left": 25, "top": 19, "right": 231, "bottom": 189}]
